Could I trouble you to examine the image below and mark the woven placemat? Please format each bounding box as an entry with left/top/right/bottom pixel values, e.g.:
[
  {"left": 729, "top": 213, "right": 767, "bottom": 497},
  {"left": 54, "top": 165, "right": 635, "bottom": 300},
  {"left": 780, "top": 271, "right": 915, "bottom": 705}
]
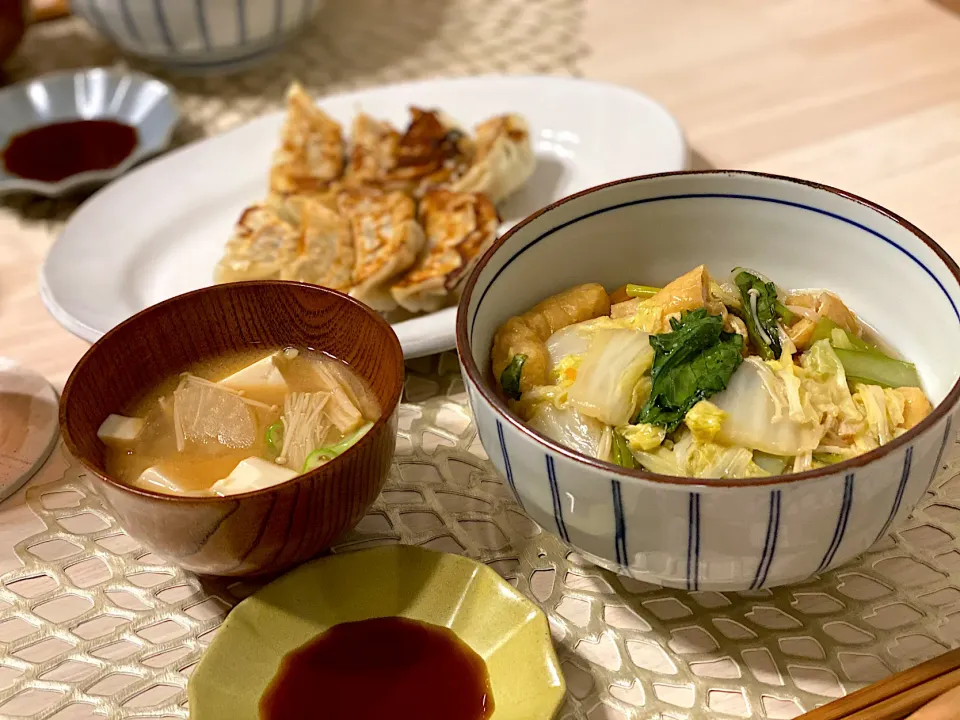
[
  {"left": 0, "top": 353, "right": 959, "bottom": 719},
  {"left": 1, "top": 0, "right": 585, "bottom": 223}
]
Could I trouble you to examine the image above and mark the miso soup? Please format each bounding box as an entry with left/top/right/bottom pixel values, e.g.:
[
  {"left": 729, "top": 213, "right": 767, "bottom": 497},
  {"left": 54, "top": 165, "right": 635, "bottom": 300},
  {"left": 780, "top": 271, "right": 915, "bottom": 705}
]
[{"left": 99, "top": 347, "right": 381, "bottom": 496}]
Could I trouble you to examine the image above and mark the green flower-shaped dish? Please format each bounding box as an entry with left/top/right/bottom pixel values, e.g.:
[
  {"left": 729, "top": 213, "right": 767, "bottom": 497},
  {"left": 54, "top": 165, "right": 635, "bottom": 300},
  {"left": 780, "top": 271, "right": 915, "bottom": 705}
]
[{"left": 188, "top": 545, "right": 565, "bottom": 719}]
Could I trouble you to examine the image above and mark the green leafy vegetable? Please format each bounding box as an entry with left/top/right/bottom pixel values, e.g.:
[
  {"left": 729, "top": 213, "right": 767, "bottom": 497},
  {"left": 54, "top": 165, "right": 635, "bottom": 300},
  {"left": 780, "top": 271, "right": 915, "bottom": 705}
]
[
  {"left": 302, "top": 421, "right": 374, "bottom": 472},
  {"left": 806, "top": 317, "right": 917, "bottom": 387},
  {"left": 734, "top": 270, "right": 783, "bottom": 359},
  {"left": 775, "top": 302, "right": 796, "bottom": 324},
  {"left": 611, "top": 431, "right": 637, "bottom": 469},
  {"left": 625, "top": 284, "right": 661, "bottom": 299},
  {"left": 500, "top": 354, "right": 527, "bottom": 400},
  {"left": 833, "top": 348, "right": 921, "bottom": 389},
  {"left": 635, "top": 309, "right": 744, "bottom": 432},
  {"left": 264, "top": 422, "right": 283, "bottom": 454}
]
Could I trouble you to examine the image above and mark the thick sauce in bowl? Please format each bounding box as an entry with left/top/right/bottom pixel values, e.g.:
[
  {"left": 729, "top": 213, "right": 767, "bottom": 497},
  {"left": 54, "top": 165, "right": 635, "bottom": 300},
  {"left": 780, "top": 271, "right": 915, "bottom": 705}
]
[
  {"left": 260, "top": 616, "right": 494, "bottom": 720},
  {"left": 2, "top": 119, "right": 137, "bottom": 182}
]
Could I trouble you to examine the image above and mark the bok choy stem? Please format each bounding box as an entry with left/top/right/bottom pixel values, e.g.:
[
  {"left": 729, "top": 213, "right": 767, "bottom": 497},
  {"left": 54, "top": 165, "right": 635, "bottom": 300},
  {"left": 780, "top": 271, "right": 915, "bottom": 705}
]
[
  {"left": 809, "top": 317, "right": 872, "bottom": 351},
  {"left": 611, "top": 432, "right": 636, "bottom": 469},
  {"left": 809, "top": 317, "right": 920, "bottom": 388},
  {"left": 833, "top": 348, "right": 921, "bottom": 389}
]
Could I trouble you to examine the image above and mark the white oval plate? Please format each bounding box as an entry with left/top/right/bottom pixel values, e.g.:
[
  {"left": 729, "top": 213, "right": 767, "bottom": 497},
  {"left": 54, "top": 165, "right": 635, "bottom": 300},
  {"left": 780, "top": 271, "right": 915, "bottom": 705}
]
[{"left": 40, "top": 75, "right": 687, "bottom": 357}]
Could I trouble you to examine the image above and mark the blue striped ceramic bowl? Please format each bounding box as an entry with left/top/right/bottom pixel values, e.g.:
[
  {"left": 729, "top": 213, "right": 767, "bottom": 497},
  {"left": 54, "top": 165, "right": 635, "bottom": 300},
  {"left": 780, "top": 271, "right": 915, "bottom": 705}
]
[
  {"left": 73, "top": 0, "right": 324, "bottom": 73},
  {"left": 456, "top": 170, "right": 960, "bottom": 591}
]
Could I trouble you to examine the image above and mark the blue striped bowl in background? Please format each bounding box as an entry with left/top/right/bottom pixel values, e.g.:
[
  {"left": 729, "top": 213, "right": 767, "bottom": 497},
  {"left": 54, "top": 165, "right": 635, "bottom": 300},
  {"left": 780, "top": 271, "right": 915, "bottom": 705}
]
[
  {"left": 73, "top": 0, "right": 324, "bottom": 73},
  {"left": 456, "top": 170, "right": 960, "bottom": 591}
]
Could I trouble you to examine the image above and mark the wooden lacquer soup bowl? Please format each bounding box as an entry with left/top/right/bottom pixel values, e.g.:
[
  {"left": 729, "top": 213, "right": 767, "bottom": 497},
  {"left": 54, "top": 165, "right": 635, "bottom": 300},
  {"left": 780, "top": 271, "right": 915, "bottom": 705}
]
[{"left": 60, "top": 281, "right": 404, "bottom": 577}]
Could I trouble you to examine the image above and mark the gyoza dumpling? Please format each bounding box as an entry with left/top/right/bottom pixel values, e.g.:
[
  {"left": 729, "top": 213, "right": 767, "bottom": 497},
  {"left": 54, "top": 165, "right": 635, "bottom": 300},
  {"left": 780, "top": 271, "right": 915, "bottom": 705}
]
[
  {"left": 391, "top": 190, "right": 499, "bottom": 313},
  {"left": 279, "top": 195, "right": 355, "bottom": 292},
  {"left": 387, "top": 108, "right": 473, "bottom": 196},
  {"left": 266, "top": 183, "right": 341, "bottom": 215},
  {"left": 214, "top": 204, "right": 299, "bottom": 283},
  {"left": 343, "top": 108, "right": 473, "bottom": 197},
  {"left": 337, "top": 187, "right": 425, "bottom": 311},
  {"left": 269, "top": 82, "right": 345, "bottom": 199},
  {"left": 452, "top": 114, "right": 536, "bottom": 204},
  {"left": 343, "top": 112, "right": 400, "bottom": 188}
]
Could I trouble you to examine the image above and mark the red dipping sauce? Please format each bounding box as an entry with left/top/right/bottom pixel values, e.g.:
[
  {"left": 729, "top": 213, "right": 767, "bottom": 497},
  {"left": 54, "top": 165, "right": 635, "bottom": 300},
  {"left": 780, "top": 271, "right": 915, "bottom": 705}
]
[
  {"left": 260, "top": 616, "right": 494, "bottom": 720},
  {"left": 2, "top": 119, "right": 138, "bottom": 182}
]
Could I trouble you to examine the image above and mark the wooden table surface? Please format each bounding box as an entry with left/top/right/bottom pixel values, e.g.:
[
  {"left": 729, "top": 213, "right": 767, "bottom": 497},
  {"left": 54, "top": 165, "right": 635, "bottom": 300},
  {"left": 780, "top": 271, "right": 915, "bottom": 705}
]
[{"left": 2, "top": 2, "right": 960, "bottom": 715}]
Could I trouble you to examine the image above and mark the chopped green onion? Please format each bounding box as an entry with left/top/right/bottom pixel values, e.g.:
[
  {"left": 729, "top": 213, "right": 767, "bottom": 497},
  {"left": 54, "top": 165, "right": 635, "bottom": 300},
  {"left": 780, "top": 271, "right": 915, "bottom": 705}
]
[
  {"left": 265, "top": 422, "right": 283, "bottom": 454},
  {"left": 625, "top": 284, "right": 661, "bottom": 299},
  {"left": 833, "top": 348, "right": 921, "bottom": 389},
  {"left": 500, "top": 354, "right": 527, "bottom": 400},
  {"left": 302, "top": 421, "right": 374, "bottom": 472},
  {"left": 611, "top": 431, "right": 636, "bottom": 469},
  {"left": 302, "top": 448, "right": 338, "bottom": 473}
]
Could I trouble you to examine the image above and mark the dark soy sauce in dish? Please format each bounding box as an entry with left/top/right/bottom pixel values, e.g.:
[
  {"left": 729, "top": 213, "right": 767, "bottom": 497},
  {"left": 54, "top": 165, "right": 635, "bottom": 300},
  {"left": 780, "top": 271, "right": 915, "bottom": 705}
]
[
  {"left": 260, "top": 616, "right": 494, "bottom": 720},
  {"left": 2, "top": 120, "right": 138, "bottom": 182}
]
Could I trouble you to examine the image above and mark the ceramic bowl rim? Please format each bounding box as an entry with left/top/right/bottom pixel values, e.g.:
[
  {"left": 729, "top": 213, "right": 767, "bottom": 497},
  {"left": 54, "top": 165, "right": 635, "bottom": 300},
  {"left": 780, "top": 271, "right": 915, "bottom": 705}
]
[
  {"left": 60, "top": 280, "right": 404, "bottom": 503},
  {"left": 455, "top": 169, "right": 960, "bottom": 489},
  {"left": 0, "top": 67, "right": 180, "bottom": 197}
]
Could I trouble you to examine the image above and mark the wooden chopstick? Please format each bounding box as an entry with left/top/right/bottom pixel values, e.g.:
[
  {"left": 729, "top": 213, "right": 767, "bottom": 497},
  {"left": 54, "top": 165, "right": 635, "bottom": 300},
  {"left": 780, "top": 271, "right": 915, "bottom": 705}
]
[
  {"left": 31, "top": 0, "right": 71, "bottom": 23},
  {"left": 843, "top": 667, "right": 960, "bottom": 720},
  {"left": 798, "top": 648, "right": 960, "bottom": 719}
]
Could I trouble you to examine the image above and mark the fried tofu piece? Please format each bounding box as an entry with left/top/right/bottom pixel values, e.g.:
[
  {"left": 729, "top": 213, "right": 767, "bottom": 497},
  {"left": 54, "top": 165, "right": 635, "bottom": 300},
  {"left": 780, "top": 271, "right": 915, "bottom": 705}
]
[
  {"left": 453, "top": 113, "right": 536, "bottom": 204},
  {"left": 337, "top": 188, "right": 425, "bottom": 311},
  {"left": 491, "top": 283, "right": 610, "bottom": 393},
  {"left": 269, "top": 83, "right": 345, "bottom": 198},
  {"left": 818, "top": 291, "right": 861, "bottom": 336},
  {"left": 787, "top": 317, "right": 817, "bottom": 351},
  {"left": 646, "top": 265, "right": 710, "bottom": 317},
  {"left": 611, "top": 297, "right": 641, "bottom": 319},
  {"left": 895, "top": 387, "right": 933, "bottom": 430},
  {"left": 785, "top": 292, "right": 817, "bottom": 309},
  {"left": 391, "top": 190, "right": 500, "bottom": 313},
  {"left": 214, "top": 204, "right": 300, "bottom": 283},
  {"left": 786, "top": 291, "right": 862, "bottom": 337}
]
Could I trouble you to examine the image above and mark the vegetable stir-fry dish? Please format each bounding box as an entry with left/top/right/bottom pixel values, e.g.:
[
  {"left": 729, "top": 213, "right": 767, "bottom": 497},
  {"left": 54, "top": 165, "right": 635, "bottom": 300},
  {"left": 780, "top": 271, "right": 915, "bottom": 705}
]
[{"left": 491, "top": 266, "right": 933, "bottom": 479}]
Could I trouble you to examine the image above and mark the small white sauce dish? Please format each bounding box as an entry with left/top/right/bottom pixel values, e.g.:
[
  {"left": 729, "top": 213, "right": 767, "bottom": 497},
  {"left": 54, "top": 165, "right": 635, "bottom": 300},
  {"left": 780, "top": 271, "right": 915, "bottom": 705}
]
[
  {"left": 457, "top": 170, "right": 960, "bottom": 591},
  {"left": 0, "top": 68, "right": 179, "bottom": 197}
]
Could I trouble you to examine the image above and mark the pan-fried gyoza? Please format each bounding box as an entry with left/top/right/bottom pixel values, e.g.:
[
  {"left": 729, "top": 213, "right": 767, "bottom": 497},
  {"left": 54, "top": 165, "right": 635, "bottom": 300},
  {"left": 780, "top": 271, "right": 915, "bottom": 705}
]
[
  {"left": 492, "top": 266, "right": 933, "bottom": 479},
  {"left": 215, "top": 82, "right": 536, "bottom": 314}
]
